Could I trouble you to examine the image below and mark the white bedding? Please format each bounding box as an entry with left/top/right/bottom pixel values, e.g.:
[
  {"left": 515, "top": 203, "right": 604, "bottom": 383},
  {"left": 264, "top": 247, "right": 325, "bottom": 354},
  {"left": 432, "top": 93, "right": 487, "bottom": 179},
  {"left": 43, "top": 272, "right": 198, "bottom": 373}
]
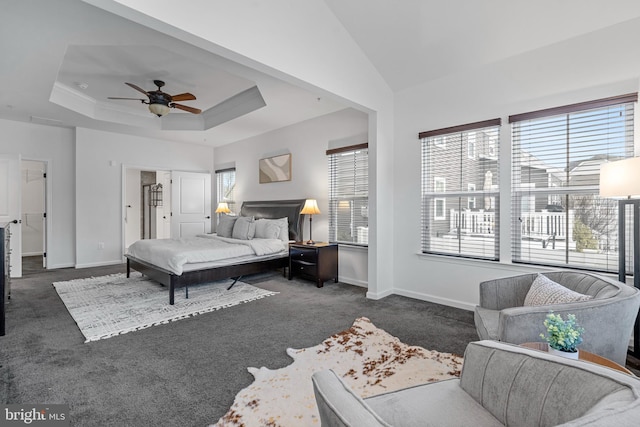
[{"left": 126, "top": 234, "right": 287, "bottom": 275}]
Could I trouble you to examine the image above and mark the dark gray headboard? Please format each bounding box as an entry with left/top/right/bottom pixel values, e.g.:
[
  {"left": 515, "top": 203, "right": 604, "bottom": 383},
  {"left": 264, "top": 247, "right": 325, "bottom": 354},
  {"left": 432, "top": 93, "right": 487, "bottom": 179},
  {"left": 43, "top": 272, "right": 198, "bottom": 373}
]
[{"left": 240, "top": 199, "right": 306, "bottom": 242}]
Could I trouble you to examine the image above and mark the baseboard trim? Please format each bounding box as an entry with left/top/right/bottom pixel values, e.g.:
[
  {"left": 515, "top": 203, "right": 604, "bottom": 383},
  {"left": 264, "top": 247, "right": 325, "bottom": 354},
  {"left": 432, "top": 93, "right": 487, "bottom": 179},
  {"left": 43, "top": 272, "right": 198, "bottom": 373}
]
[
  {"left": 339, "top": 276, "right": 367, "bottom": 288},
  {"left": 393, "top": 288, "right": 475, "bottom": 311},
  {"left": 75, "top": 260, "right": 124, "bottom": 269},
  {"left": 366, "top": 288, "right": 394, "bottom": 300},
  {"left": 46, "top": 262, "right": 75, "bottom": 270}
]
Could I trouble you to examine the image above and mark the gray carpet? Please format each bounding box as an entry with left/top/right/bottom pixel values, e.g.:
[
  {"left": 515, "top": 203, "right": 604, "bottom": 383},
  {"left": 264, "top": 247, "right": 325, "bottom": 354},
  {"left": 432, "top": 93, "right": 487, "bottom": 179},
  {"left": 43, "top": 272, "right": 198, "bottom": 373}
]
[{"left": 0, "top": 263, "right": 477, "bottom": 426}]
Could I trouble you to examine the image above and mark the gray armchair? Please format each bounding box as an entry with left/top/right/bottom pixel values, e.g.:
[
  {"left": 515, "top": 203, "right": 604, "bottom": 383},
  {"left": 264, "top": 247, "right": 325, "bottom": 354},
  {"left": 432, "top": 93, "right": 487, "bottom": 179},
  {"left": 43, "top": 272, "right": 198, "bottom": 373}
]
[
  {"left": 474, "top": 271, "right": 640, "bottom": 365},
  {"left": 312, "top": 340, "right": 640, "bottom": 427}
]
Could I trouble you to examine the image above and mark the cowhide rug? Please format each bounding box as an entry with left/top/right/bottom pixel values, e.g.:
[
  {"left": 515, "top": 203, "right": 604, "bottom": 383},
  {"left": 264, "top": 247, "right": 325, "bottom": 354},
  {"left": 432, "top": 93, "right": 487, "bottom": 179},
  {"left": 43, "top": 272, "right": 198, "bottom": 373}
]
[{"left": 213, "top": 317, "right": 463, "bottom": 426}]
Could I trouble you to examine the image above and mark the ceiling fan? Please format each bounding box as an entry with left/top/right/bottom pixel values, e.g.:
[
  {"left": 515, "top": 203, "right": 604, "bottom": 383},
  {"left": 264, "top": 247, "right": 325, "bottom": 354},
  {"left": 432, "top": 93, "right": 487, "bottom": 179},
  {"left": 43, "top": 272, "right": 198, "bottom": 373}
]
[{"left": 108, "top": 80, "right": 202, "bottom": 117}]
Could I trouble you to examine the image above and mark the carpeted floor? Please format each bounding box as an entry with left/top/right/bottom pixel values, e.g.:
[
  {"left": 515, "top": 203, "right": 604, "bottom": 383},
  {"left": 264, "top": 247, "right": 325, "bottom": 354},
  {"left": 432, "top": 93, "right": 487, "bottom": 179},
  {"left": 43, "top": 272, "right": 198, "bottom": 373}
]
[{"left": 0, "top": 263, "right": 477, "bottom": 426}]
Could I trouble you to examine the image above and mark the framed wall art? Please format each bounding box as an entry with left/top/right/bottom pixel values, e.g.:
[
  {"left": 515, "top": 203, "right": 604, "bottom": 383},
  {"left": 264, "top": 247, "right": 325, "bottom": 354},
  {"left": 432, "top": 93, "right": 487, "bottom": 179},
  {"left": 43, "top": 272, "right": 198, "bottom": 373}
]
[{"left": 259, "top": 153, "right": 292, "bottom": 183}]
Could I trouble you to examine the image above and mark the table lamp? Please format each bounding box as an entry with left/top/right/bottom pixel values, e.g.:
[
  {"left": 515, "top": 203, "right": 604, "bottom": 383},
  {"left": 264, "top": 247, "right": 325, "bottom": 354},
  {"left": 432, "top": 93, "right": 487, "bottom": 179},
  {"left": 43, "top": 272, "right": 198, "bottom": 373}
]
[
  {"left": 215, "top": 202, "right": 231, "bottom": 214},
  {"left": 300, "top": 199, "right": 321, "bottom": 244}
]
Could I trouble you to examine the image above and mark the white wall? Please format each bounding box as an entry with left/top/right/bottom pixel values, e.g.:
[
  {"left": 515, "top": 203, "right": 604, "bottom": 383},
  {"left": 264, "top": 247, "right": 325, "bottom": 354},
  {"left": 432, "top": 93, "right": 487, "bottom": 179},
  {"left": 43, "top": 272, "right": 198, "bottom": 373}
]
[
  {"left": 0, "top": 119, "right": 75, "bottom": 268},
  {"left": 75, "top": 127, "right": 214, "bottom": 268},
  {"left": 393, "top": 21, "right": 640, "bottom": 310},
  {"left": 214, "top": 108, "right": 369, "bottom": 286}
]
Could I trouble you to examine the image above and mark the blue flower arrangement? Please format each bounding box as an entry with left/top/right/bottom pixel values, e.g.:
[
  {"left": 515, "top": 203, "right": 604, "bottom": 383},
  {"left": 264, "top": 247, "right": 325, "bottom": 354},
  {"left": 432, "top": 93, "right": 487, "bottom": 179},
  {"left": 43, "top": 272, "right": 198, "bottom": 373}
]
[{"left": 540, "top": 312, "right": 584, "bottom": 353}]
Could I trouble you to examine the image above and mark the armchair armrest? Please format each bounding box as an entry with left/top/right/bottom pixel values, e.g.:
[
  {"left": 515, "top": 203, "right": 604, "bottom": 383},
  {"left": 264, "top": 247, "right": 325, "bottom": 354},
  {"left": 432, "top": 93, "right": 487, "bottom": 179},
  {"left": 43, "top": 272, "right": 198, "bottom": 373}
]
[{"left": 312, "top": 370, "right": 391, "bottom": 427}]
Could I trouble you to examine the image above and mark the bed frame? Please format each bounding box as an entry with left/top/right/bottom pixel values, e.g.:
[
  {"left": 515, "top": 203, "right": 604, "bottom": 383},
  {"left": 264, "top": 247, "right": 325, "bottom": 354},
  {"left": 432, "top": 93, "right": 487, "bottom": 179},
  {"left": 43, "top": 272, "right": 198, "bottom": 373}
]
[{"left": 126, "top": 199, "right": 306, "bottom": 305}]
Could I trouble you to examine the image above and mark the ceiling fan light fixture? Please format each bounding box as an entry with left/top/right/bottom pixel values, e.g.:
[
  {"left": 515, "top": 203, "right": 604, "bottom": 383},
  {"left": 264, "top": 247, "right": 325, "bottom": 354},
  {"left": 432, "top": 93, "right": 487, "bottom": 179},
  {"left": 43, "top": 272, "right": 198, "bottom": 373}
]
[{"left": 148, "top": 102, "right": 170, "bottom": 117}]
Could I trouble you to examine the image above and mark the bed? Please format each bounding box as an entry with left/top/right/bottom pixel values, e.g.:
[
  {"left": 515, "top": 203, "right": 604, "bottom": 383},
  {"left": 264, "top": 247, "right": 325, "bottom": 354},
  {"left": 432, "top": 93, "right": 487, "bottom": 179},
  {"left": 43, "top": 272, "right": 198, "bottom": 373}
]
[{"left": 125, "top": 199, "right": 305, "bottom": 304}]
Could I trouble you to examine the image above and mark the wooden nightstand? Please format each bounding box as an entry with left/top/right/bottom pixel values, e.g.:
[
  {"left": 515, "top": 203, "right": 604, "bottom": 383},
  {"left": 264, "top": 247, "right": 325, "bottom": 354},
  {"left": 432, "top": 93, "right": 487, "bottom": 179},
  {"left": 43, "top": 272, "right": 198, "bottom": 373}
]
[{"left": 288, "top": 242, "right": 338, "bottom": 287}]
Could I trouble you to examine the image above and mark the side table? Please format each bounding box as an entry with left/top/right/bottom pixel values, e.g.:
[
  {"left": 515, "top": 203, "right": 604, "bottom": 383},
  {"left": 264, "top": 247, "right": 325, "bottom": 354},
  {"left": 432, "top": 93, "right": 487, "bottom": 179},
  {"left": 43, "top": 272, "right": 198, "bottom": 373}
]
[
  {"left": 521, "top": 342, "right": 633, "bottom": 375},
  {"left": 288, "top": 242, "right": 338, "bottom": 287}
]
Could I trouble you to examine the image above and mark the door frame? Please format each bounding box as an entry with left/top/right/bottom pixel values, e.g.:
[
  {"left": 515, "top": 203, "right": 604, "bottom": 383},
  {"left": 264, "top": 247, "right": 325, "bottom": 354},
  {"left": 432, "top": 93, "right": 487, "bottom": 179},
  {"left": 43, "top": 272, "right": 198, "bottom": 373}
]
[
  {"left": 21, "top": 158, "right": 50, "bottom": 269},
  {"left": 121, "top": 164, "right": 213, "bottom": 262}
]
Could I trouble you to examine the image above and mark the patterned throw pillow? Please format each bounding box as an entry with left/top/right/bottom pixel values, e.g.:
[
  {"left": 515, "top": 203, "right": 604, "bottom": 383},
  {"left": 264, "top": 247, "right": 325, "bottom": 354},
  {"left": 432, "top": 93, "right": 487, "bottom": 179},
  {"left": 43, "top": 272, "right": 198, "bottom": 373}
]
[
  {"left": 232, "top": 216, "right": 256, "bottom": 240},
  {"left": 524, "top": 274, "right": 593, "bottom": 306}
]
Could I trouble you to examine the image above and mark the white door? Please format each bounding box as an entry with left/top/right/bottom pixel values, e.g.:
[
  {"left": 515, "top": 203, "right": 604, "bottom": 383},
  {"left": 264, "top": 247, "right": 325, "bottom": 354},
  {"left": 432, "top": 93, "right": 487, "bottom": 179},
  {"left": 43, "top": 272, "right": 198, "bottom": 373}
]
[
  {"left": 0, "top": 154, "right": 22, "bottom": 277},
  {"left": 124, "top": 168, "right": 141, "bottom": 249},
  {"left": 160, "top": 171, "right": 171, "bottom": 238},
  {"left": 170, "top": 171, "right": 211, "bottom": 238}
]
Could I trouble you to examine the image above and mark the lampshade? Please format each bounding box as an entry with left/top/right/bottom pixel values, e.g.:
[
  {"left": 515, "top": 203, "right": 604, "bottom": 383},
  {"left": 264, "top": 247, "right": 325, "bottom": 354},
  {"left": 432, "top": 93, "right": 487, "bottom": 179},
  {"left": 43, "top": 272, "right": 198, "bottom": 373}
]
[
  {"left": 301, "top": 199, "right": 321, "bottom": 215},
  {"left": 600, "top": 157, "right": 640, "bottom": 198},
  {"left": 215, "top": 202, "right": 231, "bottom": 214},
  {"left": 148, "top": 103, "right": 170, "bottom": 117}
]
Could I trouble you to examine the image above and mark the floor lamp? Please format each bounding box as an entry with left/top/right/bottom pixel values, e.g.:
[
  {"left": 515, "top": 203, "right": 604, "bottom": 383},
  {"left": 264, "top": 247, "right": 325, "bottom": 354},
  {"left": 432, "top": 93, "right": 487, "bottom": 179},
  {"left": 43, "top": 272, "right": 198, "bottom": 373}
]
[
  {"left": 300, "top": 199, "right": 321, "bottom": 244},
  {"left": 600, "top": 157, "right": 640, "bottom": 358}
]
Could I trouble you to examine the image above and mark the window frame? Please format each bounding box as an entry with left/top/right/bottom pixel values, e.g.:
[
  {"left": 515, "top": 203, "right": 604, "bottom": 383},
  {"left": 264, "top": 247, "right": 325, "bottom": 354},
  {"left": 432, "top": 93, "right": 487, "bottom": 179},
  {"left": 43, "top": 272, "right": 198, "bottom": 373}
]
[
  {"left": 419, "top": 118, "right": 501, "bottom": 261},
  {"left": 215, "top": 167, "right": 236, "bottom": 214},
  {"left": 327, "top": 143, "right": 369, "bottom": 246},
  {"left": 509, "top": 93, "right": 637, "bottom": 272}
]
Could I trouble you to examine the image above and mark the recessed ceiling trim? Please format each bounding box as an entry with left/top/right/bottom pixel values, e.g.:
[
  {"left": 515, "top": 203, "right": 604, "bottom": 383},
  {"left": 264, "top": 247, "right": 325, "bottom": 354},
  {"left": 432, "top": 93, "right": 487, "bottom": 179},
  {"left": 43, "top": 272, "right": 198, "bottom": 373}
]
[
  {"left": 50, "top": 81, "right": 97, "bottom": 118},
  {"left": 203, "top": 86, "right": 266, "bottom": 129}
]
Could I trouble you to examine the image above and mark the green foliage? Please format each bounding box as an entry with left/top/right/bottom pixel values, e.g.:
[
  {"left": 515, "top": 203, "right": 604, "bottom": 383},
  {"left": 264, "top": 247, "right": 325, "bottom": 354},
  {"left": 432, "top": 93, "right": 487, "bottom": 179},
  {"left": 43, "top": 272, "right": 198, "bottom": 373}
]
[
  {"left": 540, "top": 312, "right": 584, "bottom": 352},
  {"left": 573, "top": 218, "right": 598, "bottom": 252}
]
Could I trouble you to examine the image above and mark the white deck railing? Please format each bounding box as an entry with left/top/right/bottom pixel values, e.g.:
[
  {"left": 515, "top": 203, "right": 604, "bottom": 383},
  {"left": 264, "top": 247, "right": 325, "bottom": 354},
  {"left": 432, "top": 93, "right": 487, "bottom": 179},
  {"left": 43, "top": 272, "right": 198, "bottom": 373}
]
[
  {"left": 450, "top": 209, "right": 574, "bottom": 242},
  {"left": 449, "top": 209, "right": 495, "bottom": 236}
]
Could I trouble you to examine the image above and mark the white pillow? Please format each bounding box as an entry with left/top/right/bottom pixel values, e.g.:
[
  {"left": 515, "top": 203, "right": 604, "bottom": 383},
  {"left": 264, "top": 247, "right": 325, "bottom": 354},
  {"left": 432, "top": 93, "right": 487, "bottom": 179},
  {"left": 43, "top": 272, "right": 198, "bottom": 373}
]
[
  {"left": 254, "top": 219, "right": 281, "bottom": 240},
  {"left": 524, "top": 274, "right": 593, "bottom": 306},
  {"left": 254, "top": 217, "right": 289, "bottom": 241},
  {"left": 232, "top": 216, "right": 256, "bottom": 240},
  {"left": 274, "top": 217, "right": 290, "bottom": 241}
]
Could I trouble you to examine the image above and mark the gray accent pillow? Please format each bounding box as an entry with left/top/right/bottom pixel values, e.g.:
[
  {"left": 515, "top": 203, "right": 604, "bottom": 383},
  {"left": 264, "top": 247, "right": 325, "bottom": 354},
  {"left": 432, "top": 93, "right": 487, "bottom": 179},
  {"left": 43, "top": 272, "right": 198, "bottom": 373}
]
[
  {"left": 524, "top": 274, "right": 593, "bottom": 306},
  {"left": 217, "top": 214, "right": 237, "bottom": 238},
  {"left": 254, "top": 219, "right": 281, "bottom": 240},
  {"left": 232, "top": 216, "right": 256, "bottom": 240}
]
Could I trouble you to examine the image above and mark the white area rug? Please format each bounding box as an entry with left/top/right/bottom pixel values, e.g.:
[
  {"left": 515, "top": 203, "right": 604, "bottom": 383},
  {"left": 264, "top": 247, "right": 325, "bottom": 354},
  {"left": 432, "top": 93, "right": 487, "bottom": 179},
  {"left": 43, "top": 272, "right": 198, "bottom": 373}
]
[
  {"left": 53, "top": 273, "right": 277, "bottom": 342},
  {"left": 213, "top": 317, "right": 463, "bottom": 426}
]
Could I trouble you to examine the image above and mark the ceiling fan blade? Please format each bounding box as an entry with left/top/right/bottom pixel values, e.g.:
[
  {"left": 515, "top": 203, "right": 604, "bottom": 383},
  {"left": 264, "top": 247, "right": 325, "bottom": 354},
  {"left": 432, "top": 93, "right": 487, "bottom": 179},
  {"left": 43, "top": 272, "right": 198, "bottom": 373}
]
[
  {"left": 108, "top": 97, "right": 146, "bottom": 101},
  {"left": 171, "top": 103, "right": 202, "bottom": 114},
  {"left": 170, "top": 93, "right": 196, "bottom": 102},
  {"left": 125, "top": 82, "right": 149, "bottom": 95}
]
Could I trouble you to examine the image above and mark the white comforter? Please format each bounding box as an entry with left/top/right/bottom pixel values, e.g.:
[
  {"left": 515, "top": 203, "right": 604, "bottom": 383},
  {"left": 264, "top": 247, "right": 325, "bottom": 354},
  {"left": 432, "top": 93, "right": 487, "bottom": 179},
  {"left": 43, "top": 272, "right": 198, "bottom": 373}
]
[{"left": 126, "top": 234, "right": 287, "bottom": 275}]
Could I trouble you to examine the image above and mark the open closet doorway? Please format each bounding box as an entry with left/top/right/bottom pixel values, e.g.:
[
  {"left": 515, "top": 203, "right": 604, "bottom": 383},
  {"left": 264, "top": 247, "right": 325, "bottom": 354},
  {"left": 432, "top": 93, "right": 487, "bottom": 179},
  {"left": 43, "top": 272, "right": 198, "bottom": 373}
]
[
  {"left": 124, "top": 168, "right": 171, "bottom": 251},
  {"left": 21, "top": 159, "right": 47, "bottom": 274}
]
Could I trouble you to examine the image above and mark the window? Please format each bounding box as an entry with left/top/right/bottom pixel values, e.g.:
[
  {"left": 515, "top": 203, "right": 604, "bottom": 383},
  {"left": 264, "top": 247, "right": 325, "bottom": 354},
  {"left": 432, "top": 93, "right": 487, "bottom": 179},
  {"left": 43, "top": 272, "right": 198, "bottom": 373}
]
[
  {"left": 468, "top": 183, "right": 476, "bottom": 209},
  {"left": 510, "top": 93, "right": 637, "bottom": 272},
  {"left": 327, "top": 144, "right": 368, "bottom": 245},
  {"left": 434, "top": 177, "right": 446, "bottom": 220},
  {"left": 215, "top": 168, "right": 236, "bottom": 213},
  {"left": 467, "top": 133, "right": 476, "bottom": 159},
  {"left": 420, "top": 119, "right": 501, "bottom": 260}
]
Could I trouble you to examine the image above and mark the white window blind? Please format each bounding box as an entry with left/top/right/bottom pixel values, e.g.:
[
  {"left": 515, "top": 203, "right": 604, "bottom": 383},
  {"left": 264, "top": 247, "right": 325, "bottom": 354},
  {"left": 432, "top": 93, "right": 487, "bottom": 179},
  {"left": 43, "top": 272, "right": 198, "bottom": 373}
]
[
  {"left": 420, "top": 119, "right": 501, "bottom": 260},
  {"left": 327, "top": 144, "right": 368, "bottom": 245},
  {"left": 215, "top": 168, "right": 236, "bottom": 213},
  {"left": 510, "top": 93, "right": 637, "bottom": 271}
]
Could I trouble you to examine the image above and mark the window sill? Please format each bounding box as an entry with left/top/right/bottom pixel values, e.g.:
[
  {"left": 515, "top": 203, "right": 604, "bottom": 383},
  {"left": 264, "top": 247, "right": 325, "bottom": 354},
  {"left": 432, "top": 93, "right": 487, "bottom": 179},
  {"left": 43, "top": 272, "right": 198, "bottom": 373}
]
[{"left": 336, "top": 243, "right": 368, "bottom": 250}]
